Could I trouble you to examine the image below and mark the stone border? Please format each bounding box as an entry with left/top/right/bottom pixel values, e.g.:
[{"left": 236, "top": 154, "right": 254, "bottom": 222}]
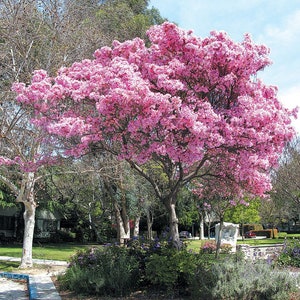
[{"left": 237, "top": 244, "right": 284, "bottom": 261}]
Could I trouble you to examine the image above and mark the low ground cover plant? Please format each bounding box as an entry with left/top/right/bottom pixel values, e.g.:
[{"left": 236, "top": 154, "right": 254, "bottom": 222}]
[{"left": 191, "top": 256, "right": 298, "bottom": 300}]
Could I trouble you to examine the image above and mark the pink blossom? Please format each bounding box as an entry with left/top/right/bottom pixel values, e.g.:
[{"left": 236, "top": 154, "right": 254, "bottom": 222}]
[{"left": 11, "top": 22, "right": 296, "bottom": 199}]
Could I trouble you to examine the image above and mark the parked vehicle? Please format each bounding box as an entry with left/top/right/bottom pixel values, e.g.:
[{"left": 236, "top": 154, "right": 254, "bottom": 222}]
[
  {"left": 244, "top": 231, "right": 256, "bottom": 238},
  {"left": 179, "top": 231, "right": 192, "bottom": 239}
]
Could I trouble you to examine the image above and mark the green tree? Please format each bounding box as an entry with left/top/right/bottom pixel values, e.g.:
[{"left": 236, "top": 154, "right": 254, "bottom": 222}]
[
  {"left": 224, "top": 198, "right": 261, "bottom": 237},
  {"left": 270, "top": 136, "right": 300, "bottom": 229}
]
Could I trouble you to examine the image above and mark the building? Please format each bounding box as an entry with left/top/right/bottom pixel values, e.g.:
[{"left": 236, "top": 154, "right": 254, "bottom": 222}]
[{"left": 0, "top": 206, "right": 61, "bottom": 241}]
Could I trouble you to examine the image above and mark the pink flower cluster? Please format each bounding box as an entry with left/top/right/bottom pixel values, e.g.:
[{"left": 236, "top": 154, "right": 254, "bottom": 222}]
[{"left": 12, "top": 22, "right": 296, "bottom": 197}]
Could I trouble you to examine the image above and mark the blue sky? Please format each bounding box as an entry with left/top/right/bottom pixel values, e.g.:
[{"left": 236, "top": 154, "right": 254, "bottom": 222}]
[{"left": 149, "top": 0, "right": 300, "bottom": 133}]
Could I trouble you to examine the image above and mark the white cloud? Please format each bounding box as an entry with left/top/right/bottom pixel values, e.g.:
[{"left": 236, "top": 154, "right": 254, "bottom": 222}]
[{"left": 262, "top": 10, "right": 300, "bottom": 47}]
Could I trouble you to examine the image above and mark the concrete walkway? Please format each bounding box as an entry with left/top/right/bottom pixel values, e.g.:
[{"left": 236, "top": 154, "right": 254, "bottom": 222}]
[
  {"left": 0, "top": 256, "right": 67, "bottom": 300},
  {"left": 0, "top": 276, "right": 28, "bottom": 300}
]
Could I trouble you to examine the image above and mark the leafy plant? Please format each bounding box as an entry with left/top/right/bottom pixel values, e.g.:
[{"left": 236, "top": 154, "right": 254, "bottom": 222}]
[
  {"left": 200, "top": 240, "right": 217, "bottom": 254},
  {"left": 60, "top": 245, "right": 139, "bottom": 297},
  {"left": 191, "top": 257, "right": 298, "bottom": 300},
  {"left": 277, "top": 238, "right": 300, "bottom": 268},
  {"left": 145, "top": 245, "right": 197, "bottom": 294}
]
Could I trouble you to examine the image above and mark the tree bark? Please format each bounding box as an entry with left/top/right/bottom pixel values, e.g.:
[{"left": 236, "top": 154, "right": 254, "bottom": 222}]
[
  {"left": 164, "top": 198, "right": 181, "bottom": 249},
  {"left": 215, "top": 218, "right": 224, "bottom": 258},
  {"left": 146, "top": 209, "right": 153, "bottom": 240},
  {"left": 133, "top": 215, "right": 140, "bottom": 238},
  {"left": 114, "top": 201, "right": 130, "bottom": 245},
  {"left": 198, "top": 210, "right": 205, "bottom": 240},
  {"left": 20, "top": 202, "right": 36, "bottom": 268}
]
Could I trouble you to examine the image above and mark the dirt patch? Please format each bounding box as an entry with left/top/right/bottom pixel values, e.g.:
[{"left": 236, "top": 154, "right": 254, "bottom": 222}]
[{"left": 16, "top": 264, "right": 67, "bottom": 276}]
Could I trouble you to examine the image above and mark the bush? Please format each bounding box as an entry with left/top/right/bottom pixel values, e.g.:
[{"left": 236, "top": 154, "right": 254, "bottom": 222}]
[
  {"left": 145, "top": 246, "right": 197, "bottom": 293},
  {"left": 200, "top": 240, "right": 217, "bottom": 254},
  {"left": 59, "top": 245, "right": 139, "bottom": 297},
  {"left": 59, "top": 238, "right": 298, "bottom": 299},
  {"left": 49, "top": 230, "right": 75, "bottom": 243},
  {"left": 277, "top": 238, "right": 300, "bottom": 268},
  {"left": 190, "top": 257, "right": 298, "bottom": 300},
  {"left": 220, "top": 243, "right": 233, "bottom": 254}
]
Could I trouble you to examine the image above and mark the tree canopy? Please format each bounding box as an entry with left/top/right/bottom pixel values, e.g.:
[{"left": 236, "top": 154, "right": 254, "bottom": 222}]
[{"left": 12, "top": 22, "right": 296, "bottom": 244}]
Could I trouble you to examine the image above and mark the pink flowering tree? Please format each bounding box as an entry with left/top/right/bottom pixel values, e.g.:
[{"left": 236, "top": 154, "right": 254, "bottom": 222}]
[{"left": 12, "top": 22, "right": 296, "bottom": 247}]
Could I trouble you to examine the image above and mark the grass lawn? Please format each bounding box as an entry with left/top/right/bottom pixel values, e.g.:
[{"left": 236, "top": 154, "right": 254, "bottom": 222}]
[
  {"left": 0, "top": 243, "right": 94, "bottom": 261},
  {"left": 0, "top": 260, "right": 20, "bottom": 272},
  {"left": 186, "top": 233, "right": 300, "bottom": 252},
  {"left": 1, "top": 233, "right": 299, "bottom": 261},
  {"left": 186, "top": 236, "right": 288, "bottom": 252}
]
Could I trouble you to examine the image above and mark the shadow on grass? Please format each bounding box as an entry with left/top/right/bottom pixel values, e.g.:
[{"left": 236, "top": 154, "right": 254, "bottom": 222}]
[{"left": 0, "top": 261, "right": 20, "bottom": 272}]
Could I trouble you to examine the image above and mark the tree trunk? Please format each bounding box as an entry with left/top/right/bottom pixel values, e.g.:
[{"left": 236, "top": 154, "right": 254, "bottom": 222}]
[
  {"left": 114, "top": 202, "right": 130, "bottom": 245},
  {"left": 215, "top": 218, "right": 224, "bottom": 258},
  {"left": 133, "top": 215, "right": 140, "bottom": 238},
  {"left": 146, "top": 209, "right": 153, "bottom": 240},
  {"left": 20, "top": 202, "right": 36, "bottom": 268},
  {"left": 17, "top": 172, "right": 37, "bottom": 268},
  {"left": 207, "top": 222, "right": 211, "bottom": 239},
  {"left": 164, "top": 198, "right": 181, "bottom": 249},
  {"left": 198, "top": 210, "right": 205, "bottom": 240}
]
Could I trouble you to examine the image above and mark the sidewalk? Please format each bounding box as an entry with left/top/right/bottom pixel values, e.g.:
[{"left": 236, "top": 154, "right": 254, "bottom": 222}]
[
  {"left": 0, "top": 256, "right": 68, "bottom": 266},
  {"left": 0, "top": 256, "right": 67, "bottom": 300}
]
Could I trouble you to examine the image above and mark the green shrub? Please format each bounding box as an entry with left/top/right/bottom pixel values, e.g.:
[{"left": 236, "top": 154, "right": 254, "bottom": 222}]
[
  {"left": 58, "top": 264, "right": 105, "bottom": 295},
  {"left": 277, "top": 238, "right": 300, "bottom": 268},
  {"left": 200, "top": 240, "right": 217, "bottom": 254},
  {"left": 190, "top": 257, "right": 297, "bottom": 300},
  {"left": 49, "top": 230, "right": 75, "bottom": 243},
  {"left": 244, "top": 224, "right": 263, "bottom": 232},
  {"left": 145, "top": 246, "right": 197, "bottom": 294},
  {"left": 59, "top": 245, "right": 139, "bottom": 297},
  {"left": 220, "top": 243, "right": 233, "bottom": 254}
]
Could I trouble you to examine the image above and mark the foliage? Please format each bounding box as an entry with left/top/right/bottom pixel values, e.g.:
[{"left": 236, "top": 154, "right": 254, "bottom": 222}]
[
  {"left": 200, "top": 240, "right": 232, "bottom": 254},
  {"left": 60, "top": 245, "right": 139, "bottom": 297},
  {"left": 220, "top": 243, "right": 233, "bottom": 254},
  {"left": 191, "top": 257, "right": 298, "bottom": 300},
  {"left": 271, "top": 137, "right": 300, "bottom": 225},
  {"left": 58, "top": 238, "right": 198, "bottom": 297},
  {"left": 13, "top": 21, "right": 296, "bottom": 245},
  {"left": 277, "top": 238, "right": 300, "bottom": 268},
  {"left": 200, "top": 240, "right": 217, "bottom": 254},
  {"left": 0, "top": 0, "right": 165, "bottom": 266},
  {"left": 145, "top": 245, "right": 197, "bottom": 293},
  {"left": 224, "top": 198, "right": 261, "bottom": 225},
  {"left": 177, "top": 187, "right": 199, "bottom": 227}
]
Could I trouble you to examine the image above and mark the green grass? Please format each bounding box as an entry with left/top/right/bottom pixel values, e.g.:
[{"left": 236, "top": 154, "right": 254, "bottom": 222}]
[
  {"left": 236, "top": 238, "right": 283, "bottom": 246},
  {"left": 186, "top": 236, "right": 288, "bottom": 252},
  {"left": 0, "top": 243, "right": 94, "bottom": 261},
  {"left": 0, "top": 261, "right": 20, "bottom": 272}
]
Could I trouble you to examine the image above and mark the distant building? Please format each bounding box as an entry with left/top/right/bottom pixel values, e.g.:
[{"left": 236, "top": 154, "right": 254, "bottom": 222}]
[{"left": 0, "top": 206, "right": 61, "bottom": 240}]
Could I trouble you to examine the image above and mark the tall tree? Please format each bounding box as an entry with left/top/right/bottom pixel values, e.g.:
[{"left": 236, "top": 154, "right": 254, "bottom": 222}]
[
  {"left": 13, "top": 22, "right": 296, "bottom": 247},
  {"left": 1, "top": 0, "right": 165, "bottom": 265},
  {"left": 269, "top": 136, "right": 300, "bottom": 228}
]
